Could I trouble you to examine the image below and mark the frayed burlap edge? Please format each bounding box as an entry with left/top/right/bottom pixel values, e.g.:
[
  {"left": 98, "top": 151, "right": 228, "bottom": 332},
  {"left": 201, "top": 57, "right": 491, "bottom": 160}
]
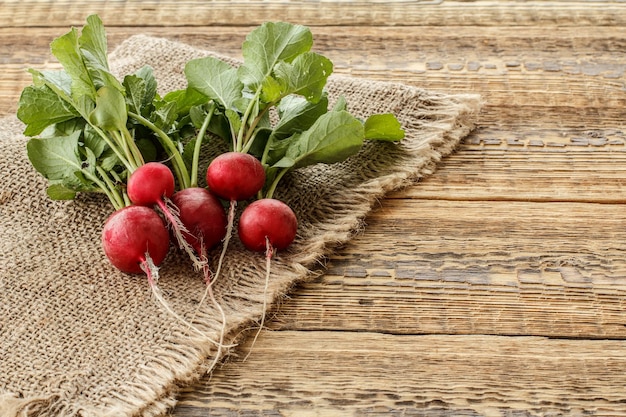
[{"left": 0, "top": 34, "right": 482, "bottom": 417}]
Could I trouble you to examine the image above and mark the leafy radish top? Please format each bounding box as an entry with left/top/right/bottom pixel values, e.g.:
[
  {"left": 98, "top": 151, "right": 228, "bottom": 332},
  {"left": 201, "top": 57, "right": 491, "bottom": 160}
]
[
  {"left": 17, "top": 16, "right": 405, "bottom": 207},
  {"left": 182, "top": 21, "right": 405, "bottom": 199}
]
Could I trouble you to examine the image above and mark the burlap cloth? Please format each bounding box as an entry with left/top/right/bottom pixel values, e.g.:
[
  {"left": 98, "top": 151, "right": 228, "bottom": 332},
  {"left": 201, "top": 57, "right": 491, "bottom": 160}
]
[{"left": 0, "top": 35, "right": 481, "bottom": 417}]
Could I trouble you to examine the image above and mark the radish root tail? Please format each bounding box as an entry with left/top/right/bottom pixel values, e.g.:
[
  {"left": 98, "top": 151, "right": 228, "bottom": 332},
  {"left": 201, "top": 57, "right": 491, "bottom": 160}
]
[
  {"left": 243, "top": 237, "right": 273, "bottom": 362},
  {"left": 192, "top": 200, "right": 236, "bottom": 373},
  {"left": 191, "top": 242, "right": 230, "bottom": 375},
  {"left": 202, "top": 260, "right": 228, "bottom": 375},
  {"left": 140, "top": 252, "right": 222, "bottom": 346}
]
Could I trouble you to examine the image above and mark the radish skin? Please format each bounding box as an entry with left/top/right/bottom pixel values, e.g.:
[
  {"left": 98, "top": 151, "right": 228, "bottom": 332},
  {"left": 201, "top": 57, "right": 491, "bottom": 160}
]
[
  {"left": 206, "top": 152, "right": 265, "bottom": 202},
  {"left": 126, "top": 162, "right": 175, "bottom": 206},
  {"left": 101, "top": 205, "right": 170, "bottom": 274},
  {"left": 238, "top": 198, "right": 298, "bottom": 253},
  {"left": 171, "top": 187, "right": 227, "bottom": 258}
]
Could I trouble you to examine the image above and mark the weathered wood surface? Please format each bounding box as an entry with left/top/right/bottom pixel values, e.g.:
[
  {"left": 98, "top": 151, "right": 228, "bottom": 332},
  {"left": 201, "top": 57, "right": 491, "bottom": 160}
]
[{"left": 2, "top": 1, "right": 626, "bottom": 416}]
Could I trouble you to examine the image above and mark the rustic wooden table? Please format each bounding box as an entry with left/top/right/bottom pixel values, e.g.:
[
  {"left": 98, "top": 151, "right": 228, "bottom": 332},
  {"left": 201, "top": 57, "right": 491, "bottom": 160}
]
[{"left": 3, "top": 1, "right": 626, "bottom": 415}]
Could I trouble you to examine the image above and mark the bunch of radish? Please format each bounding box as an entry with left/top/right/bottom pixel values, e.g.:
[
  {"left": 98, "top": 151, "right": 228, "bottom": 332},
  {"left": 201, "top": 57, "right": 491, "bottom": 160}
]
[{"left": 17, "top": 16, "right": 405, "bottom": 346}]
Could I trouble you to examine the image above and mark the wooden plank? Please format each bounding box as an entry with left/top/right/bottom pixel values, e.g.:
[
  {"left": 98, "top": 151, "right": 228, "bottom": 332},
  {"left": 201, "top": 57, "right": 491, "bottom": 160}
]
[
  {"left": 1, "top": 24, "right": 623, "bottom": 117},
  {"left": 396, "top": 130, "right": 626, "bottom": 203},
  {"left": 173, "top": 331, "right": 626, "bottom": 416},
  {"left": 266, "top": 199, "right": 626, "bottom": 338},
  {"left": 2, "top": 1, "right": 626, "bottom": 28}
]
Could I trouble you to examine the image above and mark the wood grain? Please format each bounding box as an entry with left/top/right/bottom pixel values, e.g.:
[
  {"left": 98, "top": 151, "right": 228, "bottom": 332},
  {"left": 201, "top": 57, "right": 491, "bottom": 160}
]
[
  {"left": 175, "top": 331, "right": 626, "bottom": 416},
  {"left": 269, "top": 199, "right": 626, "bottom": 338},
  {"left": 2, "top": 1, "right": 626, "bottom": 28},
  {"left": 1, "top": 1, "right": 625, "bottom": 416}
]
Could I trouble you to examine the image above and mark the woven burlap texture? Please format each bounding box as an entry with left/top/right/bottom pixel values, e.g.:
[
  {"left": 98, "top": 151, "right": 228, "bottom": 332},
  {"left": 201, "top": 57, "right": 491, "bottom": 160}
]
[{"left": 0, "top": 35, "right": 481, "bottom": 417}]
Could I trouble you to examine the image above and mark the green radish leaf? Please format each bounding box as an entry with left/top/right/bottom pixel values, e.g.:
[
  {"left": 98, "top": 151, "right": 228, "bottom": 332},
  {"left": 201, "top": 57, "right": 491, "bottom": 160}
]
[
  {"left": 50, "top": 27, "right": 97, "bottom": 100},
  {"left": 246, "top": 126, "right": 272, "bottom": 159},
  {"left": 135, "top": 66, "right": 157, "bottom": 109},
  {"left": 208, "top": 109, "right": 236, "bottom": 144},
  {"left": 182, "top": 137, "right": 197, "bottom": 171},
  {"left": 78, "top": 15, "right": 122, "bottom": 92},
  {"left": 151, "top": 101, "right": 178, "bottom": 131},
  {"left": 136, "top": 137, "right": 157, "bottom": 162},
  {"left": 272, "top": 94, "right": 329, "bottom": 142},
  {"left": 123, "top": 74, "right": 147, "bottom": 115},
  {"left": 273, "top": 52, "right": 333, "bottom": 102},
  {"left": 89, "top": 86, "right": 127, "bottom": 131},
  {"left": 79, "top": 15, "right": 109, "bottom": 73},
  {"left": 46, "top": 183, "right": 78, "bottom": 200},
  {"left": 238, "top": 22, "right": 313, "bottom": 89},
  {"left": 266, "top": 131, "right": 298, "bottom": 166},
  {"left": 17, "top": 84, "right": 80, "bottom": 136},
  {"left": 26, "top": 131, "right": 85, "bottom": 186},
  {"left": 73, "top": 171, "right": 98, "bottom": 190},
  {"left": 75, "top": 95, "right": 96, "bottom": 121},
  {"left": 163, "top": 87, "right": 207, "bottom": 117},
  {"left": 260, "top": 75, "right": 283, "bottom": 103},
  {"left": 134, "top": 65, "right": 157, "bottom": 108},
  {"left": 82, "top": 146, "right": 98, "bottom": 175},
  {"left": 189, "top": 105, "right": 207, "bottom": 130},
  {"left": 185, "top": 56, "right": 243, "bottom": 110},
  {"left": 82, "top": 124, "right": 107, "bottom": 158},
  {"left": 124, "top": 66, "right": 157, "bottom": 117},
  {"left": 99, "top": 147, "right": 121, "bottom": 172},
  {"left": 272, "top": 110, "right": 364, "bottom": 169},
  {"left": 46, "top": 118, "right": 85, "bottom": 138},
  {"left": 225, "top": 109, "right": 243, "bottom": 137},
  {"left": 364, "top": 113, "right": 405, "bottom": 141},
  {"left": 30, "top": 69, "right": 73, "bottom": 97}
]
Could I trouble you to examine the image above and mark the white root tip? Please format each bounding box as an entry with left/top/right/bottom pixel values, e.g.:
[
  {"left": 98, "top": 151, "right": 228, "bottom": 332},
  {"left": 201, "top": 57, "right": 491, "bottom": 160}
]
[
  {"left": 243, "top": 237, "right": 273, "bottom": 362},
  {"left": 140, "top": 253, "right": 222, "bottom": 346},
  {"left": 201, "top": 281, "right": 228, "bottom": 375}
]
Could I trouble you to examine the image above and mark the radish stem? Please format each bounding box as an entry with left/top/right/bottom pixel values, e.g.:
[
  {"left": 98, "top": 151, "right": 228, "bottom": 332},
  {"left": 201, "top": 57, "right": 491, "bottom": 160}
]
[
  {"left": 265, "top": 167, "right": 289, "bottom": 200},
  {"left": 95, "top": 166, "right": 125, "bottom": 210},
  {"left": 128, "top": 111, "right": 190, "bottom": 189},
  {"left": 190, "top": 102, "right": 215, "bottom": 188}
]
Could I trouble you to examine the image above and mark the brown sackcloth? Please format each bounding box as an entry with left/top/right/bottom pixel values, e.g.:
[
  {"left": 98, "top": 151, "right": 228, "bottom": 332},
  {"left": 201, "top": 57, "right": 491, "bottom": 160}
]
[{"left": 0, "top": 35, "right": 481, "bottom": 417}]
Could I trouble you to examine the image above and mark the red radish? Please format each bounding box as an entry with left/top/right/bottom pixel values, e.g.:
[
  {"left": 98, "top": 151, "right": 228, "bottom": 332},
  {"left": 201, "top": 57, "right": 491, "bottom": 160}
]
[
  {"left": 171, "top": 187, "right": 227, "bottom": 260},
  {"left": 238, "top": 198, "right": 298, "bottom": 253},
  {"left": 126, "top": 162, "right": 175, "bottom": 207},
  {"left": 206, "top": 152, "right": 265, "bottom": 202},
  {"left": 101, "top": 205, "right": 170, "bottom": 275},
  {"left": 127, "top": 162, "right": 202, "bottom": 268}
]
